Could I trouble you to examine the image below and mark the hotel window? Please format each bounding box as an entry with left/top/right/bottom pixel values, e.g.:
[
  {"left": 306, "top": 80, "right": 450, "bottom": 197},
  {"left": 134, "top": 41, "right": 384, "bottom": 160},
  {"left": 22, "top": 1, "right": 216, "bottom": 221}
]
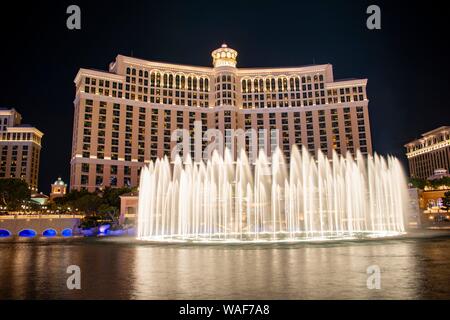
[
  {"left": 81, "top": 163, "right": 89, "bottom": 173},
  {"left": 96, "top": 176, "right": 103, "bottom": 186},
  {"left": 81, "top": 175, "right": 88, "bottom": 185}
]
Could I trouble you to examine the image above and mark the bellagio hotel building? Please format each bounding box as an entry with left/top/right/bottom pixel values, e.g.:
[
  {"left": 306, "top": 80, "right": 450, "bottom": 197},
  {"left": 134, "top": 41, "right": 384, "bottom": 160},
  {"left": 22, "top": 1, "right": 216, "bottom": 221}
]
[{"left": 70, "top": 44, "right": 372, "bottom": 191}]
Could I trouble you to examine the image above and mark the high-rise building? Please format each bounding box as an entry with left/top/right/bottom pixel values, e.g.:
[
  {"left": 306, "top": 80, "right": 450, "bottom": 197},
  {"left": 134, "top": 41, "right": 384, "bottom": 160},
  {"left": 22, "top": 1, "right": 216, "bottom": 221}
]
[
  {"left": 71, "top": 44, "right": 372, "bottom": 191},
  {"left": 0, "top": 108, "right": 43, "bottom": 191},
  {"left": 405, "top": 126, "right": 450, "bottom": 179}
]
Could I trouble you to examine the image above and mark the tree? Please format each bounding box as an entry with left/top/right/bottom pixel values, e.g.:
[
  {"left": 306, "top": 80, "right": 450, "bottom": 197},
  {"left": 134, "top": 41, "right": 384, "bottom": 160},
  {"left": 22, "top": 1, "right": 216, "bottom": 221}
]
[
  {"left": 409, "top": 177, "right": 427, "bottom": 190},
  {"left": 98, "top": 187, "right": 134, "bottom": 223},
  {"left": 51, "top": 189, "right": 92, "bottom": 212},
  {"left": 27, "top": 200, "right": 42, "bottom": 213},
  {"left": 441, "top": 177, "right": 450, "bottom": 188},
  {"left": 442, "top": 191, "right": 450, "bottom": 212},
  {"left": 47, "top": 186, "right": 134, "bottom": 224},
  {"left": 73, "top": 194, "right": 103, "bottom": 215},
  {"left": 98, "top": 204, "right": 119, "bottom": 224},
  {"left": 55, "top": 189, "right": 90, "bottom": 205},
  {"left": 101, "top": 187, "right": 133, "bottom": 208},
  {"left": 0, "top": 179, "right": 31, "bottom": 211}
]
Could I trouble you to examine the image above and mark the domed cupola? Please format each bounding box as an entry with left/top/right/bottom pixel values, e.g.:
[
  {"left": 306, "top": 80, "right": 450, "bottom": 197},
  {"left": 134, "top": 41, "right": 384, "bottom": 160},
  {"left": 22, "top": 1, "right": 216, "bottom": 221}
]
[{"left": 211, "top": 44, "right": 238, "bottom": 68}]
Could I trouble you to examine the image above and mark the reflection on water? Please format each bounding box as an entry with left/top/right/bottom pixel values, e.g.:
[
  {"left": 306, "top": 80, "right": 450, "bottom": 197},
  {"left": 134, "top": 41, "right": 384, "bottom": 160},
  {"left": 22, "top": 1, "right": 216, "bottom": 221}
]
[{"left": 0, "top": 236, "right": 449, "bottom": 299}]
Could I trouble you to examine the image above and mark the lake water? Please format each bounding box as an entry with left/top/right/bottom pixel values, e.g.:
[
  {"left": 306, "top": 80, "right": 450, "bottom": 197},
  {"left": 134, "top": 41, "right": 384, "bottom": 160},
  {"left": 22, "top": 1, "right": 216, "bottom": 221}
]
[{"left": 1, "top": 233, "right": 450, "bottom": 299}]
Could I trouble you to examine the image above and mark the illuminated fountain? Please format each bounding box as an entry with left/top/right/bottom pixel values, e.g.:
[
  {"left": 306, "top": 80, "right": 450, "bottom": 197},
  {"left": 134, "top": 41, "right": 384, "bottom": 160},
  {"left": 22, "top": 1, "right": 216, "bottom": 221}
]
[{"left": 137, "top": 146, "right": 407, "bottom": 242}]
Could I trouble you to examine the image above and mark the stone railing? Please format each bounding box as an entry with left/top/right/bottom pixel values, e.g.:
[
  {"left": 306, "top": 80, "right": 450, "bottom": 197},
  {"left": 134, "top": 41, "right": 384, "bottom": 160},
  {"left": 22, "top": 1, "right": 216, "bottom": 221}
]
[{"left": 0, "top": 214, "right": 84, "bottom": 220}]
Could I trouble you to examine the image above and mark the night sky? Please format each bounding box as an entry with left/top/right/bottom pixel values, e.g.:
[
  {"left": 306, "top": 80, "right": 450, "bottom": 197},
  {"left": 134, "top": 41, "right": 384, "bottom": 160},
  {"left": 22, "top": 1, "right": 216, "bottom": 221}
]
[{"left": 0, "top": 0, "right": 448, "bottom": 193}]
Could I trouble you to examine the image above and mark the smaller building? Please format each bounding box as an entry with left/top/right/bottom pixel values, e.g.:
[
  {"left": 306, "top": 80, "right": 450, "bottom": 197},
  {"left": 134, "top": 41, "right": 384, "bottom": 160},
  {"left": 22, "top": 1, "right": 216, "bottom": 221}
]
[
  {"left": 119, "top": 191, "right": 138, "bottom": 224},
  {"left": 50, "top": 177, "right": 67, "bottom": 200},
  {"left": 0, "top": 108, "right": 44, "bottom": 191},
  {"left": 405, "top": 126, "right": 450, "bottom": 179},
  {"left": 30, "top": 193, "right": 49, "bottom": 206}
]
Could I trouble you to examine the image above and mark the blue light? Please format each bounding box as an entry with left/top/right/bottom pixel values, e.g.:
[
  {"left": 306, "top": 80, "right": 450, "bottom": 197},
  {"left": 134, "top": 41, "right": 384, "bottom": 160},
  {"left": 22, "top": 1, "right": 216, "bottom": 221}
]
[
  {"left": 61, "top": 229, "right": 73, "bottom": 237},
  {"left": 99, "top": 224, "right": 111, "bottom": 233},
  {"left": 18, "top": 229, "right": 37, "bottom": 237},
  {"left": 43, "top": 229, "right": 57, "bottom": 237},
  {"left": 0, "top": 229, "right": 11, "bottom": 237}
]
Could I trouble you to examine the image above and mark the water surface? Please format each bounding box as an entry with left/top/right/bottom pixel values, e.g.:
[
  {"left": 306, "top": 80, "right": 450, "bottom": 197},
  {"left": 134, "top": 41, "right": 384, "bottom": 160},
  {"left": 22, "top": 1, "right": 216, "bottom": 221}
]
[{"left": 0, "top": 234, "right": 449, "bottom": 299}]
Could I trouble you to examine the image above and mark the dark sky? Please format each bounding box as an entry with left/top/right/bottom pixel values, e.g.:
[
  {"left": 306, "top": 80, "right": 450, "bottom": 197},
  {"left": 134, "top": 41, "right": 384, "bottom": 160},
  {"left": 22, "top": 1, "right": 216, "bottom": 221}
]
[{"left": 0, "top": 0, "right": 448, "bottom": 193}]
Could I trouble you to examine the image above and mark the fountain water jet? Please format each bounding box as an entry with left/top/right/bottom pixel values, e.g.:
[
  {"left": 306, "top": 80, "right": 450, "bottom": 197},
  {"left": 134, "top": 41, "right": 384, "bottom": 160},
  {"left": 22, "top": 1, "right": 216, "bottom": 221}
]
[{"left": 137, "top": 146, "right": 407, "bottom": 242}]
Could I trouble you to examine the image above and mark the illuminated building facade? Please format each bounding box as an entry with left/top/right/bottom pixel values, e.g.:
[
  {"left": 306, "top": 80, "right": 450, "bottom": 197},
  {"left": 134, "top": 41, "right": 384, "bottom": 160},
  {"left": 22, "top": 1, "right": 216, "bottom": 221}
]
[
  {"left": 405, "top": 126, "right": 450, "bottom": 179},
  {"left": 71, "top": 44, "right": 372, "bottom": 191},
  {"left": 0, "top": 108, "right": 43, "bottom": 191},
  {"left": 50, "top": 177, "right": 67, "bottom": 200}
]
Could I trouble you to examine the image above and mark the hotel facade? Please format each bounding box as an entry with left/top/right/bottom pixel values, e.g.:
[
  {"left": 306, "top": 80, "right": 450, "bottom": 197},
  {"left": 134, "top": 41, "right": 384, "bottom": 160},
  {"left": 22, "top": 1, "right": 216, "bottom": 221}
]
[
  {"left": 71, "top": 44, "right": 372, "bottom": 191},
  {"left": 0, "top": 108, "right": 43, "bottom": 191},
  {"left": 405, "top": 126, "right": 450, "bottom": 179}
]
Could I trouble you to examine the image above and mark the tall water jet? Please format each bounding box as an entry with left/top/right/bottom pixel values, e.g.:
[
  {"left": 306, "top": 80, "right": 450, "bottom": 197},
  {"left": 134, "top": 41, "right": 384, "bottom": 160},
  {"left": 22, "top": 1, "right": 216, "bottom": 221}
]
[{"left": 137, "top": 146, "right": 407, "bottom": 242}]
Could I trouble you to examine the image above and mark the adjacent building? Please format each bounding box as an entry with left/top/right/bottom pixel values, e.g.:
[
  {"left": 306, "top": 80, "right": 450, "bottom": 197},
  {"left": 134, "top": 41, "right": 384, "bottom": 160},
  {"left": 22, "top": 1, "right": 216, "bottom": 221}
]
[
  {"left": 50, "top": 177, "right": 67, "bottom": 200},
  {"left": 71, "top": 44, "right": 372, "bottom": 191},
  {"left": 0, "top": 108, "right": 43, "bottom": 191},
  {"left": 405, "top": 126, "right": 450, "bottom": 179}
]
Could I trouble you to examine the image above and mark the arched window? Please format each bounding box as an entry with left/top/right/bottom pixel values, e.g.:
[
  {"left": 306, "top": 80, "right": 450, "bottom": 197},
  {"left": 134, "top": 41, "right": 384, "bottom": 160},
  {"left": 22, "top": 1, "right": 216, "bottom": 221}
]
[
  {"left": 242, "top": 79, "right": 247, "bottom": 92},
  {"left": 18, "top": 229, "right": 37, "bottom": 237},
  {"left": 259, "top": 79, "right": 264, "bottom": 92},
  {"left": 155, "top": 72, "right": 161, "bottom": 86},
  {"left": 319, "top": 74, "right": 324, "bottom": 81},
  {"left": 271, "top": 78, "right": 276, "bottom": 91},
  {"left": 246, "top": 79, "right": 251, "bottom": 93},
  {"left": 205, "top": 78, "right": 209, "bottom": 91},
  {"left": 62, "top": 229, "right": 73, "bottom": 237},
  {"left": 150, "top": 72, "right": 156, "bottom": 86},
  {"left": 181, "top": 76, "right": 185, "bottom": 89},
  {"left": 163, "top": 74, "right": 168, "bottom": 88},
  {"left": 193, "top": 77, "right": 197, "bottom": 90},
  {"left": 0, "top": 229, "right": 11, "bottom": 237},
  {"left": 168, "top": 74, "right": 173, "bottom": 88},
  {"left": 43, "top": 229, "right": 57, "bottom": 237},
  {"left": 254, "top": 79, "right": 259, "bottom": 93},
  {"left": 187, "top": 76, "right": 192, "bottom": 90}
]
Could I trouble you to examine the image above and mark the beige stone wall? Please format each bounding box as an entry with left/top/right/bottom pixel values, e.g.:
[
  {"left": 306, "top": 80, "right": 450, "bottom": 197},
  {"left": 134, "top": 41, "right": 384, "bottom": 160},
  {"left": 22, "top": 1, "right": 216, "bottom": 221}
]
[{"left": 0, "top": 217, "right": 80, "bottom": 236}]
